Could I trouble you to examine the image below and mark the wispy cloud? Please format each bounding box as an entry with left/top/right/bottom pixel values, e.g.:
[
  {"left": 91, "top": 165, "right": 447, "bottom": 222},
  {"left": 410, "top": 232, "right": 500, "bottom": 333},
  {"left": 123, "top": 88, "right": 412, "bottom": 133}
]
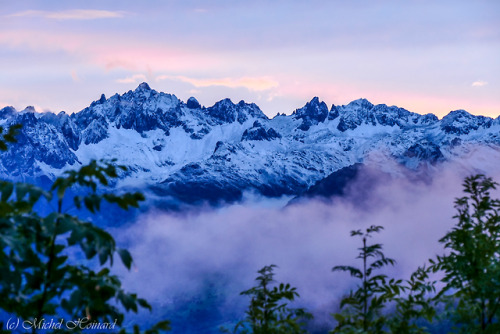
[
  {"left": 116, "top": 74, "right": 147, "bottom": 84},
  {"left": 0, "top": 29, "right": 224, "bottom": 75},
  {"left": 71, "top": 70, "right": 81, "bottom": 82},
  {"left": 472, "top": 80, "right": 488, "bottom": 87},
  {"left": 8, "top": 9, "right": 125, "bottom": 20},
  {"left": 157, "top": 75, "right": 279, "bottom": 92}
]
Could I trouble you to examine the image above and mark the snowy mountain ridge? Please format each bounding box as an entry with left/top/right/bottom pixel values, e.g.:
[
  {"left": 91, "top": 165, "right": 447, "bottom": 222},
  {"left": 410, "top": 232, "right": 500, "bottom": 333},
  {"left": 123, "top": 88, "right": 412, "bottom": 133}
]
[{"left": 1, "top": 83, "right": 499, "bottom": 206}]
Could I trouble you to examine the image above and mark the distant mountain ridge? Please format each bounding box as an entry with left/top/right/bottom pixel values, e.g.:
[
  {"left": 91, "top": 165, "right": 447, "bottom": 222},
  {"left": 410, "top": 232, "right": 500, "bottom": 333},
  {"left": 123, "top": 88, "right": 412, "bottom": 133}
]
[{"left": 1, "top": 83, "right": 499, "bottom": 208}]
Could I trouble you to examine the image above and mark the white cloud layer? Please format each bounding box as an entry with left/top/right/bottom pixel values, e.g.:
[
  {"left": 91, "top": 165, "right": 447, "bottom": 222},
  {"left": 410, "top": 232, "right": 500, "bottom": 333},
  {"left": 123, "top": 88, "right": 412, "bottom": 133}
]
[
  {"left": 472, "top": 80, "right": 488, "bottom": 87},
  {"left": 8, "top": 9, "right": 125, "bottom": 20},
  {"left": 157, "top": 75, "right": 279, "bottom": 92},
  {"left": 113, "top": 153, "right": 500, "bottom": 328}
]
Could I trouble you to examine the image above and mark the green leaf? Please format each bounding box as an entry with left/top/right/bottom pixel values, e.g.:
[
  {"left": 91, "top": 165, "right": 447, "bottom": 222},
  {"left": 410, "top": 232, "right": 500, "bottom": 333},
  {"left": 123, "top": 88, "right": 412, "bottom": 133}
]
[
  {"left": 138, "top": 298, "right": 152, "bottom": 311},
  {"left": 99, "top": 248, "right": 109, "bottom": 265},
  {"left": 118, "top": 292, "right": 138, "bottom": 312},
  {"left": 84, "top": 196, "right": 95, "bottom": 213},
  {"left": 118, "top": 248, "right": 133, "bottom": 270},
  {"left": 0, "top": 182, "right": 14, "bottom": 202},
  {"left": 15, "top": 183, "right": 29, "bottom": 201},
  {"left": 153, "top": 320, "right": 171, "bottom": 331},
  {"left": 73, "top": 195, "right": 82, "bottom": 209}
]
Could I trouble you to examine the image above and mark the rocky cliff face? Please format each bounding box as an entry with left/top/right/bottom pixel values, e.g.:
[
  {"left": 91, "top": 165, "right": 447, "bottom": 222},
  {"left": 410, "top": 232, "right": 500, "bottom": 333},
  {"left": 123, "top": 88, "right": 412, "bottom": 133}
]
[{"left": 1, "top": 83, "right": 499, "bottom": 207}]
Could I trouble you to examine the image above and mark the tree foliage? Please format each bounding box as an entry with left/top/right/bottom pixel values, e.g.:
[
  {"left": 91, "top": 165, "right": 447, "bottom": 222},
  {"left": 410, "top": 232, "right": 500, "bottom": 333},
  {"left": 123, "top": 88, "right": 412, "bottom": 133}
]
[
  {"left": 0, "top": 125, "right": 169, "bottom": 333},
  {"left": 386, "top": 266, "right": 436, "bottom": 334},
  {"left": 224, "top": 265, "right": 312, "bottom": 334},
  {"left": 330, "top": 225, "right": 397, "bottom": 334},
  {"left": 0, "top": 124, "right": 21, "bottom": 152},
  {"left": 431, "top": 174, "right": 500, "bottom": 333},
  {"left": 330, "top": 225, "right": 438, "bottom": 334}
]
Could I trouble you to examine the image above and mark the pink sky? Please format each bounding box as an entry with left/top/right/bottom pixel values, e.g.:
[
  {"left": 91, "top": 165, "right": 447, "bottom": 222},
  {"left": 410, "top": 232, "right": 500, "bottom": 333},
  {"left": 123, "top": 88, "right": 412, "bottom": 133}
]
[{"left": 1, "top": 1, "right": 499, "bottom": 118}]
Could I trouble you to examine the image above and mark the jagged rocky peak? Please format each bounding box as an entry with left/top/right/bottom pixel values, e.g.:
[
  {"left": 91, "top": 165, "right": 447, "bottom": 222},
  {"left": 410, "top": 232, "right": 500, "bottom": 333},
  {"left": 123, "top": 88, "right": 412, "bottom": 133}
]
[
  {"left": 16, "top": 111, "right": 38, "bottom": 126},
  {"left": 443, "top": 109, "right": 473, "bottom": 120},
  {"left": 440, "top": 109, "right": 493, "bottom": 135},
  {"left": 2, "top": 81, "right": 498, "bottom": 188},
  {"left": 420, "top": 113, "right": 439, "bottom": 124},
  {"left": 90, "top": 93, "right": 107, "bottom": 107},
  {"left": 39, "top": 111, "right": 61, "bottom": 125},
  {"left": 372, "top": 104, "right": 439, "bottom": 127},
  {"left": 207, "top": 98, "right": 266, "bottom": 125},
  {"left": 187, "top": 97, "right": 201, "bottom": 109},
  {"left": 73, "top": 82, "right": 186, "bottom": 136},
  {"left": 241, "top": 120, "right": 281, "bottom": 141},
  {"left": 344, "top": 98, "right": 374, "bottom": 111},
  {"left": 335, "top": 98, "right": 439, "bottom": 131},
  {"left": 118, "top": 82, "right": 158, "bottom": 103},
  {"left": 136, "top": 82, "right": 151, "bottom": 91},
  {"left": 294, "top": 97, "right": 329, "bottom": 119},
  {"left": 207, "top": 98, "right": 237, "bottom": 124},
  {"left": 0, "top": 106, "right": 16, "bottom": 119},
  {"left": 123, "top": 83, "right": 181, "bottom": 105},
  {"left": 329, "top": 104, "right": 340, "bottom": 120},
  {"left": 293, "top": 97, "right": 329, "bottom": 131},
  {"left": 336, "top": 98, "right": 377, "bottom": 132},
  {"left": 237, "top": 100, "right": 267, "bottom": 119},
  {"left": 0, "top": 108, "right": 80, "bottom": 175}
]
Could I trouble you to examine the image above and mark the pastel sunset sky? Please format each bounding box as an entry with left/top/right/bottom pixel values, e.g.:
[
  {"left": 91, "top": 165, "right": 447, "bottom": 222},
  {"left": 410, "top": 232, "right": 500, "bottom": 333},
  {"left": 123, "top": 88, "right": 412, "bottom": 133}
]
[{"left": 1, "top": 0, "right": 499, "bottom": 118}]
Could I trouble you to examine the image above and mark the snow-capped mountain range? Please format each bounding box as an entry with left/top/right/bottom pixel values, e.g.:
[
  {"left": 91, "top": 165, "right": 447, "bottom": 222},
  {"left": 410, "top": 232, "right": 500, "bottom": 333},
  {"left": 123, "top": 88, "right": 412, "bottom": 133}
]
[{"left": 1, "top": 82, "right": 499, "bottom": 207}]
